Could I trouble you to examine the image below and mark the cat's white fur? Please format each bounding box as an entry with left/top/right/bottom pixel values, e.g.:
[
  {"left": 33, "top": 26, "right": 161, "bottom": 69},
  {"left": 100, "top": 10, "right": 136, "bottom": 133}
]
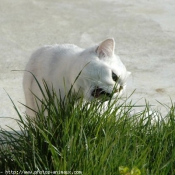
[{"left": 23, "top": 38, "right": 130, "bottom": 117}]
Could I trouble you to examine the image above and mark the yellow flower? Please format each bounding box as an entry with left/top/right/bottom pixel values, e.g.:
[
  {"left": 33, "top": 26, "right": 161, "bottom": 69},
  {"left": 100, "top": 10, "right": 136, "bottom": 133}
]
[
  {"left": 119, "top": 166, "right": 141, "bottom": 175},
  {"left": 119, "top": 166, "right": 130, "bottom": 175},
  {"left": 131, "top": 167, "right": 141, "bottom": 175}
]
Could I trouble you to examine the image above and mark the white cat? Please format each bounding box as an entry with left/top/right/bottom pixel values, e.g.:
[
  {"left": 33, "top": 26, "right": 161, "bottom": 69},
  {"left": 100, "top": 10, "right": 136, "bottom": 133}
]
[{"left": 23, "top": 38, "right": 130, "bottom": 117}]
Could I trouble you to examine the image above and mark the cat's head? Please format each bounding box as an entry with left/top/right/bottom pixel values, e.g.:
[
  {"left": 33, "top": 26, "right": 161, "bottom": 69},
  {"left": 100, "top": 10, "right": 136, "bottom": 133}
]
[{"left": 75, "top": 38, "right": 130, "bottom": 101}]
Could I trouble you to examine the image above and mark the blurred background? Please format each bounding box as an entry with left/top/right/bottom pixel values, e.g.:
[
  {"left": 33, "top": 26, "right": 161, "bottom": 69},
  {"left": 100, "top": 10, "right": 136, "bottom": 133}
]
[{"left": 0, "top": 0, "right": 175, "bottom": 129}]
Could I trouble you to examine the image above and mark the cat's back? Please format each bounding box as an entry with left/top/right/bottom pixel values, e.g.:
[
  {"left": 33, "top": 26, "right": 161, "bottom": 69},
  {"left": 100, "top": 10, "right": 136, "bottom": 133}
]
[
  {"left": 31, "top": 44, "right": 83, "bottom": 60},
  {"left": 25, "top": 43, "right": 85, "bottom": 82}
]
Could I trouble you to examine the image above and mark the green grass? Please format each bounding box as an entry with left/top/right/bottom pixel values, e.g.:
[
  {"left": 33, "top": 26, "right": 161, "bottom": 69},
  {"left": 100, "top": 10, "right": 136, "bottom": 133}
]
[{"left": 0, "top": 81, "right": 175, "bottom": 175}]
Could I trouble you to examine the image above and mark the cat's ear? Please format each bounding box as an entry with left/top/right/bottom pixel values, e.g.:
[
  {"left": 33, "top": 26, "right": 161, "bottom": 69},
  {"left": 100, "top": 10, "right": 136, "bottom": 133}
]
[{"left": 96, "top": 38, "right": 115, "bottom": 58}]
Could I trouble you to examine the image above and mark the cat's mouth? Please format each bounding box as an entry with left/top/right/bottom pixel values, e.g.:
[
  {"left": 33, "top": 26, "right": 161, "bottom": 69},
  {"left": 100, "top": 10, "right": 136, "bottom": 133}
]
[
  {"left": 91, "top": 87, "right": 113, "bottom": 98},
  {"left": 91, "top": 86, "right": 123, "bottom": 98}
]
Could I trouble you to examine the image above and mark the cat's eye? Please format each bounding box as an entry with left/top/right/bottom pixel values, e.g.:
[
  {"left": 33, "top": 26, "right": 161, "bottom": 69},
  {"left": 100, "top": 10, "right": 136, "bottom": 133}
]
[{"left": 112, "top": 72, "right": 119, "bottom": 82}]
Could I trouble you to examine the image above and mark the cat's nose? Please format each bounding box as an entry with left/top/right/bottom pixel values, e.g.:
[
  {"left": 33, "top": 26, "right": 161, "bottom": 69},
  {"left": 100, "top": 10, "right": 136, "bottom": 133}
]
[{"left": 115, "top": 85, "right": 123, "bottom": 93}]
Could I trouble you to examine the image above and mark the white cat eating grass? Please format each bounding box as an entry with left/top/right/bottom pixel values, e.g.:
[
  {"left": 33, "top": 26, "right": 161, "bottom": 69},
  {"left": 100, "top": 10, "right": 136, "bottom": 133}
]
[{"left": 23, "top": 38, "right": 130, "bottom": 117}]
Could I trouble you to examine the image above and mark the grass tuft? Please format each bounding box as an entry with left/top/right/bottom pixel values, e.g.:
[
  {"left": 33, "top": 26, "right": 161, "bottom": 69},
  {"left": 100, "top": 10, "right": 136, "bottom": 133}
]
[{"left": 0, "top": 81, "right": 175, "bottom": 174}]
